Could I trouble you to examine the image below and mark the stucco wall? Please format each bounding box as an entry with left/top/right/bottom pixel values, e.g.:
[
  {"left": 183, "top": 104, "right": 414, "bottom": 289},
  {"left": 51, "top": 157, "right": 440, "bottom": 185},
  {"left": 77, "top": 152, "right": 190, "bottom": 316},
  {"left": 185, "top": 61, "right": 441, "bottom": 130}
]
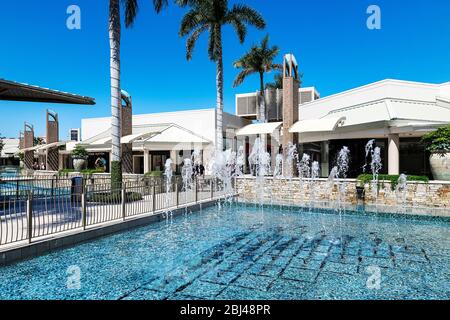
[{"left": 235, "top": 177, "right": 450, "bottom": 217}]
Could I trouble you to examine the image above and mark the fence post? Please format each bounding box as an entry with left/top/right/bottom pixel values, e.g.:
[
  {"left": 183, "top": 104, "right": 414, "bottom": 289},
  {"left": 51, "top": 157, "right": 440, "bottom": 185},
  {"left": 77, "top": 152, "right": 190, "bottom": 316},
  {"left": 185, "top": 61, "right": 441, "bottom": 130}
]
[
  {"left": 121, "top": 184, "right": 126, "bottom": 221},
  {"left": 175, "top": 178, "right": 179, "bottom": 207},
  {"left": 16, "top": 180, "right": 19, "bottom": 200},
  {"left": 195, "top": 178, "right": 198, "bottom": 203},
  {"left": 26, "top": 192, "right": 33, "bottom": 244},
  {"left": 152, "top": 181, "right": 156, "bottom": 213},
  {"left": 82, "top": 189, "right": 87, "bottom": 230},
  {"left": 210, "top": 179, "right": 214, "bottom": 200}
]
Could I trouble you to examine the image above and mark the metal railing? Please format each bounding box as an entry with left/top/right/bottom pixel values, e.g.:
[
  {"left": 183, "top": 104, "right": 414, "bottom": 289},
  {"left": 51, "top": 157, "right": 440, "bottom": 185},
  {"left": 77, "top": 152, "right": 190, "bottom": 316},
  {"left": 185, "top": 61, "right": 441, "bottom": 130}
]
[{"left": 0, "top": 176, "right": 231, "bottom": 247}]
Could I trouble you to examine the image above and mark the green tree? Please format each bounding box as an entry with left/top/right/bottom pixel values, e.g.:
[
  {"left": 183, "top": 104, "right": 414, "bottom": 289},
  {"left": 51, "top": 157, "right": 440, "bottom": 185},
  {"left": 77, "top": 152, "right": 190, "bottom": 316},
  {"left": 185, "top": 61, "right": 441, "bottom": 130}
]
[
  {"left": 178, "top": 0, "right": 265, "bottom": 152},
  {"left": 233, "top": 35, "right": 281, "bottom": 123},
  {"left": 0, "top": 134, "right": 4, "bottom": 156},
  {"left": 108, "top": 0, "right": 168, "bottom": 186}
]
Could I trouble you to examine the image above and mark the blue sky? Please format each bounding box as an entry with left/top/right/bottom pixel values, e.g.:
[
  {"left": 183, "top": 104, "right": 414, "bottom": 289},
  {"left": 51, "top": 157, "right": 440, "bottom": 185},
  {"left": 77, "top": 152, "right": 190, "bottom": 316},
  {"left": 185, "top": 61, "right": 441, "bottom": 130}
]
[{"left": 1, "top": 0, "right": 449, "bottom": 138}]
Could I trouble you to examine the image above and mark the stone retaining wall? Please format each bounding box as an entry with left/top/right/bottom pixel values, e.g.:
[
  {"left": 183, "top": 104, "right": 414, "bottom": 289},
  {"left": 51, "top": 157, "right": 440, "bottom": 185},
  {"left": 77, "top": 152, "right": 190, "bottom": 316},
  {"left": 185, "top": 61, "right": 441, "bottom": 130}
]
[{"left": 235, "top": 177, "right": 450, "bottom": 216}]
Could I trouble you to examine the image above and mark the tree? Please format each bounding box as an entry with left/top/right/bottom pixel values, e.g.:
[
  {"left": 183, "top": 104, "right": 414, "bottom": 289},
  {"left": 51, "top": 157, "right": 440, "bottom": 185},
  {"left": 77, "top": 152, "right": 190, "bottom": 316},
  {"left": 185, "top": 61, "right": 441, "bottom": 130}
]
[
  {"left": 108, "top": 0, "right": 168, "bottom": 187},
  {"left": 265, "top": 73, "right": 283, "bottom": 90},
  {"left": 233, "top": 35, "right": 281, "bottom": 123},
  {"left": 33, "top": 137, "right": 45, "bottom": 146},
  {"left": 0, "top": 134, "right": 4, "bottom": 156},
  {"left": 177, "top": 0, "right": 265, "bottom": 152}
]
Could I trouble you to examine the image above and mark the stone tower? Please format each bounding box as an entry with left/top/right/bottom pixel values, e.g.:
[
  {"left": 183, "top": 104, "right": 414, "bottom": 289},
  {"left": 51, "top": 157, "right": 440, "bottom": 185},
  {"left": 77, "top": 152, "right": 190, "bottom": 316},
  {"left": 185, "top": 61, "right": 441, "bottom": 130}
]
[
  {"left": 282, "top": 54, "right": 300, "bottom": 174},
  {"left": 121, "top": 90, "right": 133, "bottom": 174},
  {"left": 23, "top": 123, "right": 34, "bottom": 170},
  {"left": 46, "top": 109, "right": 59, "bottom": 171}
]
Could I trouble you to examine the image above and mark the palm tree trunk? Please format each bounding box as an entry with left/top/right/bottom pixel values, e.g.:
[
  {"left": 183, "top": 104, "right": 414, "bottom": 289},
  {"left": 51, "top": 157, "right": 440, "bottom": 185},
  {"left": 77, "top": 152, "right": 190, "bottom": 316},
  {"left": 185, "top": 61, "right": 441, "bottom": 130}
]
[
  {"left": 215, "top": 28, "right": 224, "bottom": 153},
  {"left": 109, "top": 0, "right": 122, "bottom": 187},
  {"left": 259, "top": 72, "right": 267, "bottom": 152}
]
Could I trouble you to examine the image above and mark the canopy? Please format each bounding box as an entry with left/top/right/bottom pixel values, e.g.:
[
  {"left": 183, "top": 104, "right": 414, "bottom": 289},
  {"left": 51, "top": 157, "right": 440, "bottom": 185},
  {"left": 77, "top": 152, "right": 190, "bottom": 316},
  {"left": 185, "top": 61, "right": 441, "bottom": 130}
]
[
  {"left": 0, "top": 79, "right": 95, "bottom": 105},
  {"left": 236, "top": 122, "right": 282, "bottom": 136},
  {"left": 289, "top": 117, "right": 346, "bottom": 133}
]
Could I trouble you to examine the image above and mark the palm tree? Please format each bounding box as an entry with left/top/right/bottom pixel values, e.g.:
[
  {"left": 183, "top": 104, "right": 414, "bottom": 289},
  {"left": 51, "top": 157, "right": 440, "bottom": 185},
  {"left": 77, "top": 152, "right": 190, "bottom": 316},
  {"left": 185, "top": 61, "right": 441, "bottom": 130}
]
[
  {"left": 177, "top": 0, "right": 265, "bottom": 152},
  {"left": 233, "top": 35, "right": 281, "bottom": 123},
  {"left": 109, "top": 0, "right": 168, "bottom": 186},
  {"left": 265, "top": 73, "right": 283, "bottom": 90}
]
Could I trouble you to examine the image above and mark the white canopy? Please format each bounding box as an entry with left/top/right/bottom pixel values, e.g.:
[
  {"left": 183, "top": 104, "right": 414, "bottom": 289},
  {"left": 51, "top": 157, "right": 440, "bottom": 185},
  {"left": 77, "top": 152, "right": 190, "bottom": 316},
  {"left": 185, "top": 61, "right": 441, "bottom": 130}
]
[
  {"left": 289, "top": 117, "right": 346, "bottom": 133},
  {"left": 236, "top": 122, "right": 282, "bottom": 136}
]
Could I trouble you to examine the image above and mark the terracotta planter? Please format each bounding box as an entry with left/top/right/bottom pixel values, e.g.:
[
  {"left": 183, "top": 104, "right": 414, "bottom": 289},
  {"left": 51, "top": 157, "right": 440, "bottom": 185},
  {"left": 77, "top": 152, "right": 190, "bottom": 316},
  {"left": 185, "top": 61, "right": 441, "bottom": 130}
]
[
  {"left": 429, "top": 153, "right": 450, "bottom": 181},
  {"left": 73, "top": 158, "right": 87, "bottom": 171}
]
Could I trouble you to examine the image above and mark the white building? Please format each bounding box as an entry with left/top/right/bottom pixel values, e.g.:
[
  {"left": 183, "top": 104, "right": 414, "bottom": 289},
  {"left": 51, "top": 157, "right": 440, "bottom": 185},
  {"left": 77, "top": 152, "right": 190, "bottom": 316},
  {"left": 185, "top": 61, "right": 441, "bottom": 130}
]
[
  {"left": 0, "top": 139, "right": 20, "bottom": 166},
  {"left": 79, "top": 108, "right": 250, "bottom": 174},
  {"left": 235, "top": 79, "right": 450, "bottom": 178}
]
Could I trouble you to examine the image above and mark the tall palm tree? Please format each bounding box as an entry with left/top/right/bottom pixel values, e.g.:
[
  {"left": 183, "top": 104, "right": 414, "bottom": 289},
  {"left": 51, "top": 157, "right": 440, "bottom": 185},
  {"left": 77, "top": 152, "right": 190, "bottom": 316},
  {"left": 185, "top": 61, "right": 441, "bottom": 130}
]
[
  {"left": 177, "top": 0, "right": 265, "bottom": 152},
  {"left": 233, "top": 35, "right": 281, "bottom": 123},
  {"left": 109, "top": 0, "right": 168, "bottom": 186}
]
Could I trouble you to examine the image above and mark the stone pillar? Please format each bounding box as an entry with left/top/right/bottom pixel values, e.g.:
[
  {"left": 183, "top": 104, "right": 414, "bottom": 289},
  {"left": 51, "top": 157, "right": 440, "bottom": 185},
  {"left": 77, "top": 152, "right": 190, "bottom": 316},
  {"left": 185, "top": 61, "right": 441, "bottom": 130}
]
[
  {"left": 321, "top": 141, "right": 330, "bottom": 177},
  {"left": 143, "top": 149, "right": 151, "bottom": 174},
  {"left": 170, "top": 149, "right": 177, "bottom": 172},
  {"left": 23, "top": 123, "right": 34, "bottom": 170},
  {"left": 46, "top": 110, "right": 60, "bottom": 171},
  {"left": 282, "top": 54, "right": 300, "bottom": 175},
  {"left": 388, "top": 134, "right": 400, "bottom": 175}
]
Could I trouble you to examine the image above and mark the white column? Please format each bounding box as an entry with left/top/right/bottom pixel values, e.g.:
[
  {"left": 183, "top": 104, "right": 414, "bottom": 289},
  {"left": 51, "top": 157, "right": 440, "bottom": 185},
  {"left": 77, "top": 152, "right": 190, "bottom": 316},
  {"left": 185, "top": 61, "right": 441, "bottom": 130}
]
[
  {"left": 388, "top": 134, "right": 400, "bottom": 175},
  {"left": 143, "top": 149, "right": 150, "bottom": 174}
]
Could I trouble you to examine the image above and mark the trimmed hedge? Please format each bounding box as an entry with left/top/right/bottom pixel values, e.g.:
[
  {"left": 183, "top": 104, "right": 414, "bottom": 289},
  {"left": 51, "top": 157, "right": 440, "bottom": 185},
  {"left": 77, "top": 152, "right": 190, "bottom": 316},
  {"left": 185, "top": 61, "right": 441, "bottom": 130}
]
[
  {"left": 144, "top": 171, "right": 163, "bottom": 177},
  {"left": 357, "top": 174, "right": 429, "bottom": 190},
  {"left": 89, "top": 191, "right": 143, "bottom": 203},
  {"left": 58, "top": 168, "right": 106, "bottom": 176}
]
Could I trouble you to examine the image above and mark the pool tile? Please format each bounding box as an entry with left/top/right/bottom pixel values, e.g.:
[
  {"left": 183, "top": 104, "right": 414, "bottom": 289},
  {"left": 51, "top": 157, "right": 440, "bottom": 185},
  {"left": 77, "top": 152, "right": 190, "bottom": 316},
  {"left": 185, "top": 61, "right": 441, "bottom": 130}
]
[
  {"left": 281, "top": 267, "right": 318, "bottom": 282},
  {"left": 233, "top": 273, "right": 274, "bottom": 291}
]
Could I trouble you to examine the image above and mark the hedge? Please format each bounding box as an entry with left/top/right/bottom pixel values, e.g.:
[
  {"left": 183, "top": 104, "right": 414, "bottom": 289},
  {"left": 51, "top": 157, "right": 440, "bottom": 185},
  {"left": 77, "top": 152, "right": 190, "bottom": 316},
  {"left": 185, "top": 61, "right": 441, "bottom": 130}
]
[{"left": 357, "top": 174, "right": 429, "bottom": 190}]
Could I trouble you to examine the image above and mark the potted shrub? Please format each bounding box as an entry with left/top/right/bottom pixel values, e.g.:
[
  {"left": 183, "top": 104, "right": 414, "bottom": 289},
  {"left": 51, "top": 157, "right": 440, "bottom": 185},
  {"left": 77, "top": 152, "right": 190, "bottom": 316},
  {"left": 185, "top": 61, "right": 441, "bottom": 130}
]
[
  {"left": 71, "top": 145, "right": 88, "bottom": 171},
  {"left": 421, "top": 125, "right": 450, "bottom": 180}
]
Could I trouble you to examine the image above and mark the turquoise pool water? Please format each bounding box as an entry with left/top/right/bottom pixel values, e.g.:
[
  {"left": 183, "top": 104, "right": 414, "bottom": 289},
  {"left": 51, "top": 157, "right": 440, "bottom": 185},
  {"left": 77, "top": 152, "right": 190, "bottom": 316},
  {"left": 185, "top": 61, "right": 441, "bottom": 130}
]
[{"left": 0, "top": 204, "right": 449, "bottom": 300}]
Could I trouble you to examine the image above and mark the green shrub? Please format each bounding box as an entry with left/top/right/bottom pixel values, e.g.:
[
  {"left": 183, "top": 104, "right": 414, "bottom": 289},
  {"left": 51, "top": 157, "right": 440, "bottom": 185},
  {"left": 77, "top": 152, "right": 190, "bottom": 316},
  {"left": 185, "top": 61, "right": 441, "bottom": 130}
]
[
  {"left": 421, "top": 125, "right": 450, "bottom": 157},
  {"left": 357, "top": 174, "right": 429, "bottom": 190},
  {"left": 144, "top": 170, "right": 163, "bottom": 177},
  {"left": 71, "top": 145, "right": 88, "bottom": 159},
  {"left": 89, "top": 191, "right": 143, "bottom": 203},
  {"left": 58, "top": 168, "right": 105, "bottom": 176}
]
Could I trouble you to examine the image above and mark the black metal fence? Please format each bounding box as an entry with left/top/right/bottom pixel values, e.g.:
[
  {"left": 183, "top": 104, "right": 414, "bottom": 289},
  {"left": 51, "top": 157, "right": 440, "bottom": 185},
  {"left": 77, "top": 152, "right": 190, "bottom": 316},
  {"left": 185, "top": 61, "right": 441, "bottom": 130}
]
[{"left": 0, "top": 176, "right": 231, "bottom": 247}]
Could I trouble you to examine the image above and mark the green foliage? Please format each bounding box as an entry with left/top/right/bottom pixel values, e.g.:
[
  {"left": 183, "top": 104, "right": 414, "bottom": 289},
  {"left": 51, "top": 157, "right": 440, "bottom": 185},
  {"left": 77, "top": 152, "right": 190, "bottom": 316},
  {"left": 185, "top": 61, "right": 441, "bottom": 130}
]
[
  {"left": 89, "top": 191, "right": 143, "bottom": 203},
  {"left": 58, "top": 168, "right": 105, "bottom": 176},
  {"left": 18, "top": 152, "right": 24, "bottom": 161},
  {"left": 357, "top": 174, "right": 429, "bottom": 190},
  {"left": 33, "top": 137, "right": 45, "bottom": 146},
  {"left": 144, "top": 170, "right": 163, "bottom": 177},
  {"left": 421, "top": 125, "right": 450, "bottom": 157},
  {"left": 71, "top": 145, "right": 88, "bottom": 159},
  {"left": 110, "top": 160, "right": 122, "bottom": 189},
  {"left": 0, "top": 134, "right": 4, "bottom": 155},
  {"left": 233, "top": 35, "right": 281, "bottom": 90}
]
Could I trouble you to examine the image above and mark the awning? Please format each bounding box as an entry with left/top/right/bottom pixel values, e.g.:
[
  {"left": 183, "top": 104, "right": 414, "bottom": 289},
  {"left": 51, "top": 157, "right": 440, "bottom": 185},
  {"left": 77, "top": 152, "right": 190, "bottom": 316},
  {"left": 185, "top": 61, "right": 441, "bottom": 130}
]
[
  {"left": 289, "top": 117, "right": 346, "bottom": 133},
  {"left": 91, "top": 137, "right": 112, "bottom": 145},
  {"left": 20, "top": 145, "right": 42, "bottom": 152},
  {"left": 37, "top": 141, "right": 67, "bottom": 151},
  {"left": 0, "top": 79, "right": 95, "bottom": 105},
  {"left": 236, "top": 122, "right": 282, "bottom": 136}
]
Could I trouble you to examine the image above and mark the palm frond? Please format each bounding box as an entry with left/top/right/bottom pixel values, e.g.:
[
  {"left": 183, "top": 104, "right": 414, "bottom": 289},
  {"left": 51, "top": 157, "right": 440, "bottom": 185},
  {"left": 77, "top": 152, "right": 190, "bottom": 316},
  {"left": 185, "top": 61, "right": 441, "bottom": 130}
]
[
  {"left": 228, "top": 4, "right": 266, "bottom": 30},
  {"left": 186, "top": 25, "right": 208, "bottom": 60},
  {"left": 233, "top": 69, "right": 255, "bottom": 88},
  {"left": 153, "top": 0, "right": 168, "bottom": 13},
  {"left": 122, "top": 0, "right": 138, "bottom": 27},
  {"left": 179, "top": 9, "right": 203, "bottom": 36}
]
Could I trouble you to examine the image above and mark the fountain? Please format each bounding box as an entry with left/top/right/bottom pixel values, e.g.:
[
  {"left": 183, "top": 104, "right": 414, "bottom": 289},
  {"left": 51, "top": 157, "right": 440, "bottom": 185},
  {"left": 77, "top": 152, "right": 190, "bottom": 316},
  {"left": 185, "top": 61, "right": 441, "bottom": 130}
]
[
  {"left": 396, "top": 173, "right": 408, "bottom": 212},
  {"left": 273, "top": 153, "right": 283, "bottom": 179},
  {"left": 163, "top": 158, "right": 174, "bottom": 218},
  {"left": 248, "top": 137, "right": 271, "bottom": 206},
  {"left": 309, "top": 161, "right": 320, "bottom": 210},
  {"left": 181, "top": 157, "right": 194, "bottom": 213}
]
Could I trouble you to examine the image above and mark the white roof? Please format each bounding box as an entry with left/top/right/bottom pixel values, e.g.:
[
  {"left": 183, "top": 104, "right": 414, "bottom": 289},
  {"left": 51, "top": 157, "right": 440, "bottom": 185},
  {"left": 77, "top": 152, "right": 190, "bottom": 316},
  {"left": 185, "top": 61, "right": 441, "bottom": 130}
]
[
  {"left": 236, "top": 122, "right": 282, "bottom": 136},
  {"left": 289, "top": 117, "right": 346, "bottom": 133},
  {"left": 1, "top": 138, "right": 20, "bottom": 157},
  {"left": 82, "top": 123, "right": 210, "bottom": 148}
]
